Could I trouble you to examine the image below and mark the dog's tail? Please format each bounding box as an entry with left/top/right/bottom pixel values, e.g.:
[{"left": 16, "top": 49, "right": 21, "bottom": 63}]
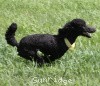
[{"left": 5, "top": 23, "right": 19, "bottom": 47}]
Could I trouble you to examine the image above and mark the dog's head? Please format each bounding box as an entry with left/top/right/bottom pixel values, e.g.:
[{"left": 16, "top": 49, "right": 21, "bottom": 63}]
[
  {"left": 60, "top": 19, "right": 96, "bottom": 38},
  {"left": 70, "top": 19, "right": 96, "bottom": 38}
]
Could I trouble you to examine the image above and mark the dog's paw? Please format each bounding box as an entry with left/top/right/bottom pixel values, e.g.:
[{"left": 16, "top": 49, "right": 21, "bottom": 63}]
[{"left": 37, "top": 50, "right": 44, "bottom": 57}]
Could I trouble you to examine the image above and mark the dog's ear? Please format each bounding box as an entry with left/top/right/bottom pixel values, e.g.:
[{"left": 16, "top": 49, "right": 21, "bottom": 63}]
[
  {"left": 58, "top": 28, "right": 64, "bottom": 34},
  {"left": 58, "top": 28, "right": 66, "bottom": 36}
]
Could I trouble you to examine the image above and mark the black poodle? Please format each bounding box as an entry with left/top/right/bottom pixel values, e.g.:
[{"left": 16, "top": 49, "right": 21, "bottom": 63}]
[{"left": 5, "top": 19, "right": 96, "bottom": 65}]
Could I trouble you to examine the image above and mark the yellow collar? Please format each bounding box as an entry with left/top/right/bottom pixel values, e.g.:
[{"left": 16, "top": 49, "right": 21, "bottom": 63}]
[{"left": 64, "top": 38, "right": 75, "bottom": 50}]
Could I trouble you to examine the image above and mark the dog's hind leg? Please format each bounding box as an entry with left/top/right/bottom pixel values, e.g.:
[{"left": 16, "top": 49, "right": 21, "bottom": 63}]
[
  {"left": 18, "top": 48, "right": 44, "bottom": 65},
  {"left": 28, "top": 51, "right": 44, "bottom": 64},
  {"left": 18, "top": 50, "right": 33, "bottom": 61}
]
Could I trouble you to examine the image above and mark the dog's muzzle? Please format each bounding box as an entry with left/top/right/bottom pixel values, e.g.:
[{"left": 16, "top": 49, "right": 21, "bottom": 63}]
[{"left": 82, "top": 27, "right": 96, "bottom": 38}]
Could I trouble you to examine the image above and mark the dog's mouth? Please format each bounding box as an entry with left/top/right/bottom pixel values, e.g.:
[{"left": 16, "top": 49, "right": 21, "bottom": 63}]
[
  {"left": 82, "top": 27, "right": 96, "bottom": 38},
  {"left": 82, "top": 32, "right": 92, "bottom": 38}
]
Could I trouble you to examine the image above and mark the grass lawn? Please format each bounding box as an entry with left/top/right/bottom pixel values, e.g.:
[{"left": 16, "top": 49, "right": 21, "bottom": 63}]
[{"left": 0, "top": 0, "right": 100, "bottom": 86}]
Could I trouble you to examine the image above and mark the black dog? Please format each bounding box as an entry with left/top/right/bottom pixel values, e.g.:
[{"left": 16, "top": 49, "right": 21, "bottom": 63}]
[{"left": 5, "top": 19, "right": 96, "bottom": 65}]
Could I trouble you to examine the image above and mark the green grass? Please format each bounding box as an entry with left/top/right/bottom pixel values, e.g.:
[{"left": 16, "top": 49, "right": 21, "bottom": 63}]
[{"left": 0, "top": 0, "right": 100, "bottom": 86}]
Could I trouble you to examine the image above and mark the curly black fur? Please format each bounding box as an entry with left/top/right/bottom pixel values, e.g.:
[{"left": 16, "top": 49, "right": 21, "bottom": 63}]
[{"left": 5, "top": 19, "right": 96, "bottom": 65}]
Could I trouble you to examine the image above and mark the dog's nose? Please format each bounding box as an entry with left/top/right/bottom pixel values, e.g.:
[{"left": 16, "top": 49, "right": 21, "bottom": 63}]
[{"left": 91, "top": 27, "right": 96, "bottom": 33}]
